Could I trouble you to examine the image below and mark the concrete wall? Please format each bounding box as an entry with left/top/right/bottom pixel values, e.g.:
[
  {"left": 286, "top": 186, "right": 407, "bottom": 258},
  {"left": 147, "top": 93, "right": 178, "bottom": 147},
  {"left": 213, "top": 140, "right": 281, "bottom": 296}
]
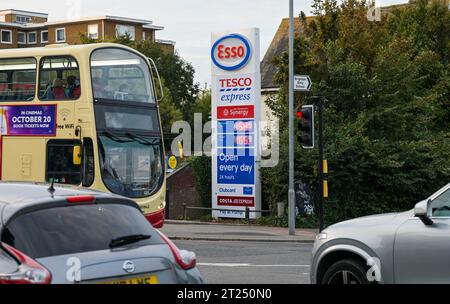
[{"left": 261, "top": 90, "right": 279, "bottom": 159}]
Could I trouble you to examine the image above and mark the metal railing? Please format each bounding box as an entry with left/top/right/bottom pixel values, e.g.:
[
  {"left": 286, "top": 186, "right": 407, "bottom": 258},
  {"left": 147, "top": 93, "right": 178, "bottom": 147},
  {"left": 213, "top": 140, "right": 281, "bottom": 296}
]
[{"left": 182, "top": 204, "right": 273, "bottom": 221}]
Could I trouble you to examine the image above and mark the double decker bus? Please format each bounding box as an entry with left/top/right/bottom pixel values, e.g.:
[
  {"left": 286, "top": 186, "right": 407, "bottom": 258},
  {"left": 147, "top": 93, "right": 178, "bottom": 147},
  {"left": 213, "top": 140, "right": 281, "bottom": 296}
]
[{"left": 0, "top": 43, "right": 166, "bottom": 227}]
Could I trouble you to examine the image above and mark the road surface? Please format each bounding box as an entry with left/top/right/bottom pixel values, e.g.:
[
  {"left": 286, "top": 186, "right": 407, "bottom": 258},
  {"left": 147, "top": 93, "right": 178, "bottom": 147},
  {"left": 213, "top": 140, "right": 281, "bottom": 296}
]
[{"left": 174, "top": 240, "right": 313, "bottom": 284}]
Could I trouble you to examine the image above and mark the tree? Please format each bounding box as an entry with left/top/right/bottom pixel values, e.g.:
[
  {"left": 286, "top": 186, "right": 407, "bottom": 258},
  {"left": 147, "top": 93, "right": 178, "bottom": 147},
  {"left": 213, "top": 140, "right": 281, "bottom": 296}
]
[
  {"left": 193, "top": 89, "right": 211, "bottom": 122},
  {"left": 263, "top": 0, "right": 450, "bottom": 226},
  {"left": 158, "top": 80, "right": 183, "bottom": 151},
  {"left": 134, "top": 41, "right": 200, "bottom": 121},
  {"left": 80, "top": 33, "right": 199, "bottom": 122}
]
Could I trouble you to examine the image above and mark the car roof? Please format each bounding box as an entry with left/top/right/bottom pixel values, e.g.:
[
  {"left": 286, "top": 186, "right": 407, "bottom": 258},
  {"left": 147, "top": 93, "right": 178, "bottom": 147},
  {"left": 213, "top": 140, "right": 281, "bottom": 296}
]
[
  {"left": 0, "top": 182, "right": 138, "bottom": 227},
  {"left": 0, "top": 181, "right": 108, "bottom": 205}
]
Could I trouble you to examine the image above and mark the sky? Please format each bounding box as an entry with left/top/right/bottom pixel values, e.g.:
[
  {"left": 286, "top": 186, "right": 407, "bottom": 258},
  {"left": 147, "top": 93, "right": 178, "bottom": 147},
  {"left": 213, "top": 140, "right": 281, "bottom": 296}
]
[{"left": 5, "top": 0, "right": 408, "bottom": 86}]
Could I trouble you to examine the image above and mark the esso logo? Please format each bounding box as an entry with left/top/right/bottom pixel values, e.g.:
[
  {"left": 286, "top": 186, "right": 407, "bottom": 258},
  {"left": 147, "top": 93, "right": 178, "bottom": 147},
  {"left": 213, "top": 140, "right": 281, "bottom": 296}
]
[{"left": 211, "top": 34, "right": 251, "bottom": 71}]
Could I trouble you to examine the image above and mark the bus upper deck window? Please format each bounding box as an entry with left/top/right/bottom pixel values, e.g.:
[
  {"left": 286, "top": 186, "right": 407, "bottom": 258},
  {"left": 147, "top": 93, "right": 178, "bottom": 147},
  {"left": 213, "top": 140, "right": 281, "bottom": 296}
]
[
  {"left": 0, "top": 57, "right": 36, "bottom": 102},
  {"left": 90, "top": 48, "right": 155, "bottom": 104},
  {"left": 39, "top": 56, "right": 81, "bottom": 101}
]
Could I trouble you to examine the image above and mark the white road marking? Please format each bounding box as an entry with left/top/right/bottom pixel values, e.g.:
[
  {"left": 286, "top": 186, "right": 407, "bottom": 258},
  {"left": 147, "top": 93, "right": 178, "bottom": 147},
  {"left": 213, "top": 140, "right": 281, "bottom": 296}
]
[{"left": 197, "top": 263, "right": 310, "bottom": 268}]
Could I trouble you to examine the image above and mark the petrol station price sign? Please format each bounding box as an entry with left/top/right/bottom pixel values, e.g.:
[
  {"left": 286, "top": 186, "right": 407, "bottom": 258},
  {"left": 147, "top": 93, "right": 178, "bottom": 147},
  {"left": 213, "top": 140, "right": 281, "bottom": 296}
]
[{"left": 211, "top": 29, "right": 262, "bottom": 219}]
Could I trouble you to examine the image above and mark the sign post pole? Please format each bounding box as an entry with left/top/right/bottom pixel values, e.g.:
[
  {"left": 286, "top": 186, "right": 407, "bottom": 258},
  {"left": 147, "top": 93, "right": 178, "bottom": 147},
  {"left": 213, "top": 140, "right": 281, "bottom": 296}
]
[{"left": 288, "top": 0, "right": 296, "bottom": 236}]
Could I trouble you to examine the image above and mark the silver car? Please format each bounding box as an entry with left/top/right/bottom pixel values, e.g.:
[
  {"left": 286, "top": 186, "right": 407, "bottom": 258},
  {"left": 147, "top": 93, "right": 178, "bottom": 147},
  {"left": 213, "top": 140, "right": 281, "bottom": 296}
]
[
  {"left": 311, "top": 182, "right": 450, "bottom": 284},
  {"left": 0, "top": 182, "right": 203, "bottom": 284}
]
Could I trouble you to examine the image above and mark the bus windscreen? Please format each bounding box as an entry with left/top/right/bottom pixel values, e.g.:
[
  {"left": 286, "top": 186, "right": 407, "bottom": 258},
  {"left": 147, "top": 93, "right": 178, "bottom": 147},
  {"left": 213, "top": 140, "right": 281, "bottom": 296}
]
[{"left": 90, "top": 48, "right": 155, "bottom": 104}]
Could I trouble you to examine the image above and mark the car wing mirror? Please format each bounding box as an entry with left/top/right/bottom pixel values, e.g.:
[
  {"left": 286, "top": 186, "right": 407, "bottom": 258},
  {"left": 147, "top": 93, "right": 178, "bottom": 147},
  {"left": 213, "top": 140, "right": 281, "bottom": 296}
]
[{"left": 414, "top": 199, "right": 433, "bottom": 226}]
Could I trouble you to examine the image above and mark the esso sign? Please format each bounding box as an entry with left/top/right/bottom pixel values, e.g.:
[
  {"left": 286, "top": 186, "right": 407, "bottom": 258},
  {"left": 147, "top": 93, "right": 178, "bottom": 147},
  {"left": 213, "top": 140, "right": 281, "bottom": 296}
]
[{"left": 211, "top": 34, "right": 251, "bottom": 71}]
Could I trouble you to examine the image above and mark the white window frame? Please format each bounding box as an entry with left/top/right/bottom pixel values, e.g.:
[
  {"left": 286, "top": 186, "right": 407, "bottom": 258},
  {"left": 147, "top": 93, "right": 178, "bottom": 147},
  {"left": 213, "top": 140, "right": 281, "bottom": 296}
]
[
  {"left": 16, "top": 15, "right": 31, "bottom": 24},
  {"left": 1, "top": 30, "right": 12, "bottom": 44},
  {"left": 41, "top": 30, "right": 48, "bottom": 43},
  {"left": 55, "top": 28, "right": 66, "bottom": 43},
  {"left": 115, "top": 24, "right": 135, "bottom": 41},
  {"left": 142, "top": 31, "right": 146, "bottom": 40},
  {"left": 27, "top": 31, "right": 37, "bottom": 45},
  {"left": 18, "top": 31, "right": 26, "bottom": 44},
  {"left": 88, "top": 24, "right": 98, "bottom": 39}
]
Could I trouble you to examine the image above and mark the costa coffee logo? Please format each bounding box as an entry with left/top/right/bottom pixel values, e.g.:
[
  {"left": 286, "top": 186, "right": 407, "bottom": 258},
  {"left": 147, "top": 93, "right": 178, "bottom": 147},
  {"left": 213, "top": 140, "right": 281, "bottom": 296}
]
[
  {"left": 211, "top": 34, "right": 251, "bottom": 71},
  {"left": 217, "top": 196, "right": 255, "bottom": 207}
]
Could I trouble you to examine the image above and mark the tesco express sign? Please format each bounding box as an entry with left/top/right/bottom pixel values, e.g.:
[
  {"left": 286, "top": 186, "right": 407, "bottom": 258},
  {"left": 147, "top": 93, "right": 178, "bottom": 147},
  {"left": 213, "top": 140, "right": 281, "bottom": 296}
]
[{"left": 211, "top": 34, "right": 251, "bottom": 71}]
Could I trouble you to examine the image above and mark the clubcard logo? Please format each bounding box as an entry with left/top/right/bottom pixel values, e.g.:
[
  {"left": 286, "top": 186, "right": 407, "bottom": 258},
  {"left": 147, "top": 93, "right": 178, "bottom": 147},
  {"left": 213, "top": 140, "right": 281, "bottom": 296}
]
[
  {"left": 218, "top": 185, "right": 255, "bottom": 196},
  {"left": 211, "top": 34, "right": 251, "bottom": 71}
]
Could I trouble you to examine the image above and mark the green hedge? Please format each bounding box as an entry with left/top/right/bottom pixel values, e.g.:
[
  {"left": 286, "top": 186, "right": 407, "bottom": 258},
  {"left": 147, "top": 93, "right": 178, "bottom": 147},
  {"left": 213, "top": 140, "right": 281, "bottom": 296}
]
[{"left": 190, "top": 156, "right": 212, "bottom": 208}]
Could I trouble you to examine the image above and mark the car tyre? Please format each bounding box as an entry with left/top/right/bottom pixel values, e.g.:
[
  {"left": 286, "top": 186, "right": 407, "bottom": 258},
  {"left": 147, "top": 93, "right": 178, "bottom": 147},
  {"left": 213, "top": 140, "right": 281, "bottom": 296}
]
[{"left": 321, "top": 259, "right": 375, "bottom": 284}]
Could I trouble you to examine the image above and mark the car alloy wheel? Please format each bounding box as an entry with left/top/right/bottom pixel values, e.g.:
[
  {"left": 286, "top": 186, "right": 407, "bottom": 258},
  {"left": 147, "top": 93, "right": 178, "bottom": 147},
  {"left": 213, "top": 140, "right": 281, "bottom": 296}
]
[
  {"left": 327, "top": 270, "right": 362, "bottom": 284},
  {"left": 321, "top": 259, "right": 374, "bottom": 285}
]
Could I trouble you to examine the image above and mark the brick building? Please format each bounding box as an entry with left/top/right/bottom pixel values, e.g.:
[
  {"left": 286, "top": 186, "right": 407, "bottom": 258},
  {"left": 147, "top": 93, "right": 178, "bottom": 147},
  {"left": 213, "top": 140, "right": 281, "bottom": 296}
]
[{"left": 0, "top": 9, "right": 175, "bottom": 52}]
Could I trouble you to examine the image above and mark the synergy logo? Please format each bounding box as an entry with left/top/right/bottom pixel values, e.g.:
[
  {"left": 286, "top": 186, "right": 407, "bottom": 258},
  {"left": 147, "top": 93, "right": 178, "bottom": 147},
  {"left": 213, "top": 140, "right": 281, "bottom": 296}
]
[
  {"left": 217, "top": 105, "right": 254, "bottom": 119},
  {"left": 211, "top": 34, "right": 251, "bottom": 71}
]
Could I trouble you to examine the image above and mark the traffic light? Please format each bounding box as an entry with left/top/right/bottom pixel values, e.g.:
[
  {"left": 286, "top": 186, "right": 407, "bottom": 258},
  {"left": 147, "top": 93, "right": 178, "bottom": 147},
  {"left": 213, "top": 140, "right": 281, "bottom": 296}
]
[{"left": 297, "top": 105, "right": 314, "bottom": 149}]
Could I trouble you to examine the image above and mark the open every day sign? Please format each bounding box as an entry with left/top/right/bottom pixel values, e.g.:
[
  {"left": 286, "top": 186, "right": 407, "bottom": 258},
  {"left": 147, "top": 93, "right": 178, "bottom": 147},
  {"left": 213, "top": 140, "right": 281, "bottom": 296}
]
[{"left": 217, "top": 151, "right": 254, "bottom": 185}]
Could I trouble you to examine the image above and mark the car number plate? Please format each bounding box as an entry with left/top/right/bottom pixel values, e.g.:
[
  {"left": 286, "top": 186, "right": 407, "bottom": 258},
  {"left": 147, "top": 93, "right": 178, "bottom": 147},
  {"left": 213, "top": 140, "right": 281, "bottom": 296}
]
[{"left": 100, "top": 275, "right": 158, "bottom": 284}]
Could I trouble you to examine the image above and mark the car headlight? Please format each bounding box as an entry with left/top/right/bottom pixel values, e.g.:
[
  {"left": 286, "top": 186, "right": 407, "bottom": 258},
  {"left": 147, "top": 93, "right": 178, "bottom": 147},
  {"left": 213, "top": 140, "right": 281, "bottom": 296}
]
[{"left": 316, "top": 232, "right": 327, "bottom": 241}]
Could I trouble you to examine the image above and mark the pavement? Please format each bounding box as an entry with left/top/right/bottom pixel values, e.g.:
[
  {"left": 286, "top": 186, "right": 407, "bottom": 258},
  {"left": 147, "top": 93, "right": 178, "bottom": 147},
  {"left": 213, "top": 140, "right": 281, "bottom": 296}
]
[{"left": 160, "top": 220, "right": 318, "bottom": 243}]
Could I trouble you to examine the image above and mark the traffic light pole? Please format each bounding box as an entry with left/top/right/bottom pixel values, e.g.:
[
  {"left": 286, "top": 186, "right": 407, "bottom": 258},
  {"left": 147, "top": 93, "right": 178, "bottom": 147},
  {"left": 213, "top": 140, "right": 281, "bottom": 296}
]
[
  {"left": 288, "top": 0, "right": 296, "bottom": 236},
  {"left": 317, "top": 98, "right": 325, "bottom": 232}
]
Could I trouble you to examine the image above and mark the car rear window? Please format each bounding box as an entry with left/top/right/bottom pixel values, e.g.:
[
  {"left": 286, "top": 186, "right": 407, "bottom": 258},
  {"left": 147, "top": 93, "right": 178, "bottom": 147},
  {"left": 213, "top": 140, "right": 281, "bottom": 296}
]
[{"left": 1, "top": 203, "right": 162, "bottom": 259}]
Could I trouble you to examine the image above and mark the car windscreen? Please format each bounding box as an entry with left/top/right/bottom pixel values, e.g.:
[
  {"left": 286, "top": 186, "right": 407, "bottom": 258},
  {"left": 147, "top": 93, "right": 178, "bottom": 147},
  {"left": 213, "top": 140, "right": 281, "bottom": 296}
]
[{"left": 1, "top": 203, "right": 163, "bottom": 259}]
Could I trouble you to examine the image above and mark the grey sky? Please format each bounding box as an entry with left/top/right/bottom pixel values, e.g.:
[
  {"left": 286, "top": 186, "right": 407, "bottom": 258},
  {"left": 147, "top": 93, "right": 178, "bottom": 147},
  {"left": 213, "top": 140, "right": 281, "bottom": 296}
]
[{"left": 6, "top": 0, "right": 408, "bottom": 86}]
